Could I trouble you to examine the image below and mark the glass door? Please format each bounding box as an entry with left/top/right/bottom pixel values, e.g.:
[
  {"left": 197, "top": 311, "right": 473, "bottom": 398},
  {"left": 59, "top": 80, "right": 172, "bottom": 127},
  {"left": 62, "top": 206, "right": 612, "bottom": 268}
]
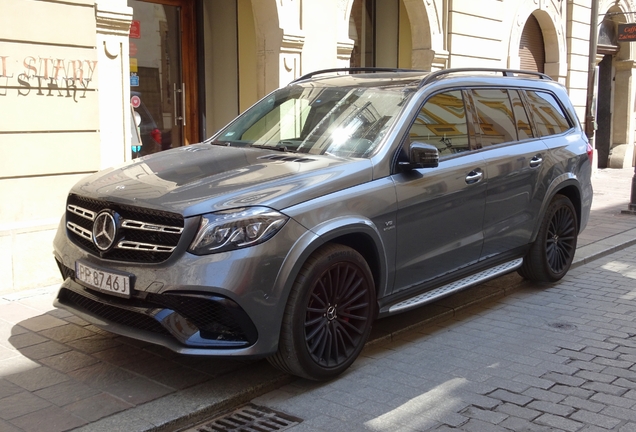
[{"left": 128, "top": 0, "right": 198, "bottom": 158}]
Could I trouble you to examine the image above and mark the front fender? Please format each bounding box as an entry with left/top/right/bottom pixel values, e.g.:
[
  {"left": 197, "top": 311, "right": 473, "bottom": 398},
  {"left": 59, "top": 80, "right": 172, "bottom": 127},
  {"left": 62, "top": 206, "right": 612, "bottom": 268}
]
[{"left": 268, "top": 217, "right": 389, "bottom": 346}]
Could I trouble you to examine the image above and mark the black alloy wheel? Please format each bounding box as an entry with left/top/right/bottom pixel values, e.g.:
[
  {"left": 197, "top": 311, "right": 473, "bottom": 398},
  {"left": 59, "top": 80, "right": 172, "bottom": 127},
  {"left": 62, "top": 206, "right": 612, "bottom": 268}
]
[
  {"left": 304, "top": 259, "right": 372, "bottom": 368},
  {"left": 545, "top": 202, "right": 577, "bottom": 274},
  {"left": 518, "top": 194, "right": 578, "bottom": 282},
  {"left": 268, "top": 244, "right": 375, "bottom": 380}
]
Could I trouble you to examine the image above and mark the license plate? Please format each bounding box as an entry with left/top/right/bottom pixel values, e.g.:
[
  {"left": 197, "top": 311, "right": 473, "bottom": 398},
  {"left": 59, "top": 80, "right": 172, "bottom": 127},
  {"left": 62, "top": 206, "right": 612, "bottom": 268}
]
[{"left": 75, "top": 261, "right": 131, "bottom": 298}]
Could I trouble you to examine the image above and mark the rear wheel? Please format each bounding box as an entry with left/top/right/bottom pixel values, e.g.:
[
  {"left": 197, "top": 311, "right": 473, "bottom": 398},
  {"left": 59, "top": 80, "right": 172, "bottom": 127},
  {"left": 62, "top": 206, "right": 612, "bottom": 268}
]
[
  {"left": 268, "top": 244, "right": 375, "bottom": 380},
  {"left": 518, "top": 194, "right": 578, "bottom": 282}
]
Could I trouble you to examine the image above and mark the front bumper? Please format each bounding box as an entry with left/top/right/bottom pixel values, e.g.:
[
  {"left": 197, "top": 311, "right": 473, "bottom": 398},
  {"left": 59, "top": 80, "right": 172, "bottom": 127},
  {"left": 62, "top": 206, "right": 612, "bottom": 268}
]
[{"left": 54, "top": 264, "right": 260, "bottom": 355}]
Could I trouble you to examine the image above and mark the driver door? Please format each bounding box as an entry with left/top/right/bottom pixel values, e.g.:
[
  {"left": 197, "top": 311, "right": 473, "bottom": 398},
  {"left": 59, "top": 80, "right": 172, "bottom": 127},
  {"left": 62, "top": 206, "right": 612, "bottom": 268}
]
[{"left": 392, "top": 90, "right": 487, "bottom": 293}]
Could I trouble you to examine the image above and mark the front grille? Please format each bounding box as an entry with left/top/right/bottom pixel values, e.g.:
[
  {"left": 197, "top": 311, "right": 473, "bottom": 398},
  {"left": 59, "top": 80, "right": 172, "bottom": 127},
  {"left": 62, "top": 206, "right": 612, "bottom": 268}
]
[{"left": 65, "top": 194, "right": 184, "bottom": 263}]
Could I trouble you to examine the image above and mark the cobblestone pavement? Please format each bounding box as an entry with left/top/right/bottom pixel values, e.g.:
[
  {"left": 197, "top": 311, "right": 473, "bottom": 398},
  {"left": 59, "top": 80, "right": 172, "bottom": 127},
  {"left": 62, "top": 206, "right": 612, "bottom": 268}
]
[
  {"left": 252, "top": 243, "right": 636, "bottom": 432},
  {"left": 0, "top": 168, "right": 635, "bottom": 432}
]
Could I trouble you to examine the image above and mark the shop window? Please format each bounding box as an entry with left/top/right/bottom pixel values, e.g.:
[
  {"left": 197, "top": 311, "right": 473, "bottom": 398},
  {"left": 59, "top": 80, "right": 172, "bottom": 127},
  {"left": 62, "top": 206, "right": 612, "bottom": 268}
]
[
  {"left": 349, "top": 0, "right": 375, "bottom": 67},
  {"left": 349, "top": 0, "right": 407, "bottom": 68}
]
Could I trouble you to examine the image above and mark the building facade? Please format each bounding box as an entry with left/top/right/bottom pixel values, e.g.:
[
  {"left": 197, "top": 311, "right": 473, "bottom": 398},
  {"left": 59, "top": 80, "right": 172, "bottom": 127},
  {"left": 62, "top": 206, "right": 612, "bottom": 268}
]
[{"left": 1, "top": 0, "right": 635, "bottom": 293}]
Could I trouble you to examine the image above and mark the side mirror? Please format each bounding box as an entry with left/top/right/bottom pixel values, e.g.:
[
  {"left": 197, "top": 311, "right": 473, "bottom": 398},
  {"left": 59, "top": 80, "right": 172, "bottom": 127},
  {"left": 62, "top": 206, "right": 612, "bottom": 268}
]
[{"left": 399, "top": 141, "right": 439, "bottom": 171}]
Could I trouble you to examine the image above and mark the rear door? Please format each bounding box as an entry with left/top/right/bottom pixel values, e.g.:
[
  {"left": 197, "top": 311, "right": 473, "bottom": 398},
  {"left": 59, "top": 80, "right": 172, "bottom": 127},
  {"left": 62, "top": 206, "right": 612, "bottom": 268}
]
[{"left": 469, "top": 88, "right": 549, "bottom": 259}]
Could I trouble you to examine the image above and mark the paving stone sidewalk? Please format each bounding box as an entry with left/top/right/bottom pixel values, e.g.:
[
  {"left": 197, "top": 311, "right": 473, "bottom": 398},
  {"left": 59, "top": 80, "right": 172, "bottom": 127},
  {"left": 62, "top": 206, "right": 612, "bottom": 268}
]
[
  {"left": 0, "top": 168, "right": 635, "bottom": 432},
  {"left": 251, "top": 243, "right": 636, "bottom": 432}
]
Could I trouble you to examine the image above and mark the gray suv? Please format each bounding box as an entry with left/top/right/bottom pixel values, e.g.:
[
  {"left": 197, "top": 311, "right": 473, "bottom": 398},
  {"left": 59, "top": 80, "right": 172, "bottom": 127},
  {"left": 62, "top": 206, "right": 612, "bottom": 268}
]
[{"left": 53, "top": 68, "right": 593, "bottom": 380}]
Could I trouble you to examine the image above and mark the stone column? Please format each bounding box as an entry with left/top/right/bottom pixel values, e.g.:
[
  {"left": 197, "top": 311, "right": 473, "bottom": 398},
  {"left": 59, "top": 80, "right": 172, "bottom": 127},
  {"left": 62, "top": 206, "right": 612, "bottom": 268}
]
[
  {"left": 95, "top": 0, "right": 133, "bottom": 168},
  {"left": 609, "top": 59, "right": 636, "bottom": 169}
]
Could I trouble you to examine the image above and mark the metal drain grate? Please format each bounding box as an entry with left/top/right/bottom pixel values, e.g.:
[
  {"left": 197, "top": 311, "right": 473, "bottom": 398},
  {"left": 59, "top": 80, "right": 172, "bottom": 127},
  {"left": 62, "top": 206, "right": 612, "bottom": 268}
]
[{"left": 189, "top": 404, "right": 302, "bottom": 432}]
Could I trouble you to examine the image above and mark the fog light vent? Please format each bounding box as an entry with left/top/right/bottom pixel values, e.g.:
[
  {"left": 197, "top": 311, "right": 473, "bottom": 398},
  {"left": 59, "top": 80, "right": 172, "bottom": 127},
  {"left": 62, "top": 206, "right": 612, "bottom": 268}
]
[{"left": 187, "top": 404, "right": 302, "bottom": 432}]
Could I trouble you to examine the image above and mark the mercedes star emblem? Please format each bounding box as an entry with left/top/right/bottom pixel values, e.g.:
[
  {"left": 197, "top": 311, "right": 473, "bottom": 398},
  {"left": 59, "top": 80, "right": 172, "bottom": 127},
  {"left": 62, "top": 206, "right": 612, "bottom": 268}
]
[{"left": 93, "top": 211, "right": 117, "bottom": 251}]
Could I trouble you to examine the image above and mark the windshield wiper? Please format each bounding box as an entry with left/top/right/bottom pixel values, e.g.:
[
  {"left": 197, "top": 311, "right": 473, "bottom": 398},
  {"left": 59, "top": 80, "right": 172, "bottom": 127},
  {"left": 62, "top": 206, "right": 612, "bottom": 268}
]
[
  {"left": 208, "top": 140, "right": 234, "bottom": 147},
  {"left": 251, "top": 143, "right": 298, "bottom": 153}
]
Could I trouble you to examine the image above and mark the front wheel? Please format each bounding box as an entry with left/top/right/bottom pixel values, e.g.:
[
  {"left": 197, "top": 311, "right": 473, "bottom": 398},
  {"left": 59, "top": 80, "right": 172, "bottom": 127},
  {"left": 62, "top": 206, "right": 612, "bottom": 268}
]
[
  {"left": 518, "top": 194, "right": 578, "bottom": 282},
  {"left": 268, "top": 244, "right": 375, "bottom": 380}
]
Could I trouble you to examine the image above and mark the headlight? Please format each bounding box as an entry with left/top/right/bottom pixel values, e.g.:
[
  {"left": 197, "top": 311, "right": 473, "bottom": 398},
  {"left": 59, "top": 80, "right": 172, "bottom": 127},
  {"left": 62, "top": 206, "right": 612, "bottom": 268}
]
[{"left": 188, "top": 207, "right": 289, "bottom": 255}]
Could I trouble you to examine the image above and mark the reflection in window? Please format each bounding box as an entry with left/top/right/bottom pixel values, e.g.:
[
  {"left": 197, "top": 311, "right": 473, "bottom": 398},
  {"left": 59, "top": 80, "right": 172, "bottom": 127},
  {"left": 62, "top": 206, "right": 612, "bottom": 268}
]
[
  {"left": 242, "top": 98, "right": 311, "bottom": 144},
  {"left": 220, "top": 85, "right": 407, "bottom": 158},
  {"left": 525, "top": 90, "right": 571, "bottom": 137},
  {"left": 509, "top": 90, "right": 533, "bottom": 140},
  {"left": 471, "top": 89, "right": 517, "bottom": 147},
  {"left": 408, "top": 90, "right": 470, "bottom": 156}
]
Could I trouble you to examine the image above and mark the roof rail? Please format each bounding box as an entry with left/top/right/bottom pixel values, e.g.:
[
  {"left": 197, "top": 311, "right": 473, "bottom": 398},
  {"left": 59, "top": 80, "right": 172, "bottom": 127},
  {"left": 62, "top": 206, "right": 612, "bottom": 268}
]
[
  {"left": 418, "top": 68, "right": 552, "bottom": 88},
  {"left": 291, "top": 67, "right": 421, "bottom": 84}
]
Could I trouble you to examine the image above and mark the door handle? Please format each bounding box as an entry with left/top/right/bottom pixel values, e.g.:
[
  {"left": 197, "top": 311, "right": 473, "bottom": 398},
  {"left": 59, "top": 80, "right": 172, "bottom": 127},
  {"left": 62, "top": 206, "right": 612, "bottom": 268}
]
[
  {"left": 173, "top": 83, "right": 178, "bottom": 126},
  {"left": 181, "top": 83, "right": 186, "bottom": 126},
  {"left": 529, "top": 155, "right": 543, "bottom": 168},
  {"left": 465, "top": 169, "right": 483, "bottom": 184},
  {"left": 173, "top": 83, "right": 186, "bottom": 126}
]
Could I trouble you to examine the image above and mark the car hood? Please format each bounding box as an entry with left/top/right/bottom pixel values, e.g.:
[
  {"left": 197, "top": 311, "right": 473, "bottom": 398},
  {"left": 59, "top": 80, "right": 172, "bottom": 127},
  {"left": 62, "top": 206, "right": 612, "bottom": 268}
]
[{"left": 71, "top": 144, "right": 374, "bottom": 217}]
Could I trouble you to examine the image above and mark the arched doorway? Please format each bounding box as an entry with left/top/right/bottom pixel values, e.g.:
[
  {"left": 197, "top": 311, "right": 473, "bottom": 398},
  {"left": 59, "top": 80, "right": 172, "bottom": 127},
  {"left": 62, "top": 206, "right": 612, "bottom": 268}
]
[
  {"left": 510, "top": 9, "right": 565, "bottom": 82},
  {"left": 519, "top": 14, "right": 545, "bottom": 73}
]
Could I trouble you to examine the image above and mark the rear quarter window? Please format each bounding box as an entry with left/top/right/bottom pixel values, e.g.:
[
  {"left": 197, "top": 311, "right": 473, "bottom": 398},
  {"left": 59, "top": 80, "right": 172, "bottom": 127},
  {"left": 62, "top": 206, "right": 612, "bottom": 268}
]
[{"left": 524, "top": 90, "right": 572, "bottom": 137}]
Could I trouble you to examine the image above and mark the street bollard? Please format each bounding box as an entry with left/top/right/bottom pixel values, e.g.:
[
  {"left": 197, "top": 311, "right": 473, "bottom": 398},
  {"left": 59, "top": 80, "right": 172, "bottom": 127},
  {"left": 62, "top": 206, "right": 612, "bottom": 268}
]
[{"left": 623, "top": 165, "right": 636, "bottom": 215}]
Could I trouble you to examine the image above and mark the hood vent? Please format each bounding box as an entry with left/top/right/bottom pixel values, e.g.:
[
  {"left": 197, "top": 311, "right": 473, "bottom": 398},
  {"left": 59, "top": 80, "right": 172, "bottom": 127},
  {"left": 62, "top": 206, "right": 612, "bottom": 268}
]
[{"left": 259, "top": 154, "right": 316, "bottom": 163}]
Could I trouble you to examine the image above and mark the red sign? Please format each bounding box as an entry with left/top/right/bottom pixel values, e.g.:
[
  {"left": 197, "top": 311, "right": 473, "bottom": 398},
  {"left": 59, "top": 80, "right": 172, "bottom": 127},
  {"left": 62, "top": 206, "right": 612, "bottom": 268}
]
[
  {"left": 131, "top": 95, "right": 141, "bottom": 108},
  {"left": 129, "top": 41, "right": 138, "bottom": 56},
  {"left": 618, "top": 23, "right": 636, "bottom": 42},
  {"left": 129, "top": 20, "right": 141, "bottom": 39}
]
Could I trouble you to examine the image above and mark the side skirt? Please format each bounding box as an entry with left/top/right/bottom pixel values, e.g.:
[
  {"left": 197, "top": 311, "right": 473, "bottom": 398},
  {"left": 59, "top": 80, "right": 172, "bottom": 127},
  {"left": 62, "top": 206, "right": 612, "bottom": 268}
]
[{"left": 385, "top": 258, "right": 523, "bottom": 314}]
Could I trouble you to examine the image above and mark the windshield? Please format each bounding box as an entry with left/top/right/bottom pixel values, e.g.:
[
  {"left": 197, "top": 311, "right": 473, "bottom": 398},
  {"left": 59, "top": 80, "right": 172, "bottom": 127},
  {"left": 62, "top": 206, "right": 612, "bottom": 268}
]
[{"left": 211, "top": 84, "right": 410, "bottom": 158}]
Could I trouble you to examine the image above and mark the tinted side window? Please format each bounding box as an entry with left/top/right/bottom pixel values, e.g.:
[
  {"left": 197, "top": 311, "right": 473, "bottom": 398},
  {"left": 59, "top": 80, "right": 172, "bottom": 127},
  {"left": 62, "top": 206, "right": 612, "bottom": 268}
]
[
  {"left": 408, "top": 90, "right": 470, "bottom": 157},
  {"left": 471, "top": 89, "right": 517, "bottom": 147},
  {"left": 509, "top": 90, "right": 533, "bottom": 140},
  {"left": 525, "top": 90, "right": 571, "bottom": 137}
]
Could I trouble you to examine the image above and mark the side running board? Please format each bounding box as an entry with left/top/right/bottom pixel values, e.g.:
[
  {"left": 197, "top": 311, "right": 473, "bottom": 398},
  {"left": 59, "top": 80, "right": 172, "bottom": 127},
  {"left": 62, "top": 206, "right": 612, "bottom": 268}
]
[{"left": 387, "top": 258, "right": 523, "bottom": 314}]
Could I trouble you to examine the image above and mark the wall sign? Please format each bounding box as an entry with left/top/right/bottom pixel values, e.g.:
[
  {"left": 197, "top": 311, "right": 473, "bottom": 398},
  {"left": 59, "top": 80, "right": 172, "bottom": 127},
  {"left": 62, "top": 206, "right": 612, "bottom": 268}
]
[
  {"left": 130, "top": 20, "right": 141, "bottom": 39},
  {"left": 0, "top": 55, "right": 97, "bottom": 101},
  {"left": 618, "top": 23, "right": 636, "bottom": 42}
]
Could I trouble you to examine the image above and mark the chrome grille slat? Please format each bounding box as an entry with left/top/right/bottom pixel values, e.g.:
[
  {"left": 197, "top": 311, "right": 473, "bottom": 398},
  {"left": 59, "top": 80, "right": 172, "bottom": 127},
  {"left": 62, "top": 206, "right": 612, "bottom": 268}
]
[
  {"left": 121, "top": 219, "right": 184, "bottom": 234},
  {"left": 117, "top": 241, "right": 176, "bottom": 253},
  {"left": 67, "top": 222, "right": 92, "bottom": 240},
  {"left": 67, "top": 204, "right": 96, "bottom": 221}
]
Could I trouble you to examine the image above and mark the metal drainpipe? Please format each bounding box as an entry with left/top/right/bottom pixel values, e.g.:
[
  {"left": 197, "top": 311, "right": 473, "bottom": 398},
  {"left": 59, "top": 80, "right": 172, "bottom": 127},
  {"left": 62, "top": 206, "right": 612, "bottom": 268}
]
[{"left": 585, "top": 0, "right": 599, "bottom": 142}]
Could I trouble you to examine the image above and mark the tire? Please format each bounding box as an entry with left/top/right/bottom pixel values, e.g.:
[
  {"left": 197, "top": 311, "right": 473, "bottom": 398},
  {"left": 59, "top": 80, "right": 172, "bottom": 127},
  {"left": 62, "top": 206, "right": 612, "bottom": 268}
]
[
  {"left": 518, "top": 194, "right": 578, "bottom": 282},
  {"left": 268, "top": 244, "right": 375, "bottom": 380}
]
